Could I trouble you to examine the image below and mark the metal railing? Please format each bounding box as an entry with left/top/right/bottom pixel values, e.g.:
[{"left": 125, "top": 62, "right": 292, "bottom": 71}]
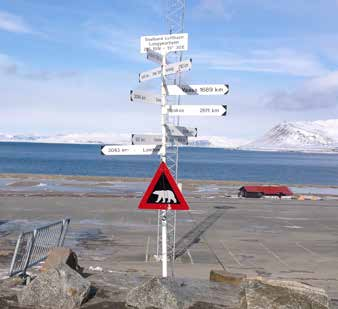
[{"left": 9, "top": 218, "right": 70, "bottom": 277}]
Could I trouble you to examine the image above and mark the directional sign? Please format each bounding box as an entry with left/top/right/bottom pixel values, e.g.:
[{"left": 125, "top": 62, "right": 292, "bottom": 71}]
[
  {"left": 166, "top": 105, "right": 227, "bottom": 116},
  {"left": 165, "top": 125, "right": 197, "bottom": 137},
  {"left": 140, "top": 33, "right": 188, "bottom": 54},
  {"left": 101, "top": 145, "right": 162, "bottom": 156},
  {"left": 139, "top": 162, "right": 189, "bottom": 210},
  {"left": 146, "top": 49, "right": 163, "bottom": 64},
  {"left": 130, "top": 90, "right": 161, "bottom": 104},
  {"left": 139, "top": 67, "right": 162, "bottom": 83},
  {"left": 167, "top": 84, "right": 229, "bottom": 96},
  {"left": 139, "top": 59, "right": 192, "bottom": 83},
  {"left": 164, "top": 59, "right": 192, "bottom": 75},
  {"left": 131, "top": 134, "right": 188, "bottom": 146}
]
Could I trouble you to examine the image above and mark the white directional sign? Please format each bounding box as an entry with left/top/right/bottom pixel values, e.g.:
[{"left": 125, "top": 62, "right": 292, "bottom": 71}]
[
  {"left": 139, "top": 67, "right": 162, "bottom": 83},
  {"left": 167, "top": 84, "right": 229, "bottom": 96},
  {"left": 166, "top": 105, "right": 227, "bottom": 116},
  {"left": 139, "top": 59, "right": 192, "bottom": 83},
  {"left": 146, "top": 49, "right": 163, "bottom": 64},
  {"left": 101, "top": 145, "right": 162, "bottom": 156},
  {"left": 140, "top": 33, "right": 188, "bottom": 54},
  {"left": 130, "top": 90, "right": 161, "bottom": 104},
  {"left": 131, "top": 134, "right": 188, "bottom": 146},
  {"left": 164, "top": 59, "right": 192, "bottom": 75},
  {"left": 165, "top": 125, "right": 197, "bottom": 137}
]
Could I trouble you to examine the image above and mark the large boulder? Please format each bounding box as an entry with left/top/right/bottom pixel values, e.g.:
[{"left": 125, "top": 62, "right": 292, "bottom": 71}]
[
  {"left": 126, "top": 277, "right": 191, "bottom": 309},
  {"left": 18, "top": 263, "right": 91, "bottom": 309},
  {"left": 240, "top": 277, "right": 329, "bottom": 309},
  {"left": 41, "top": 247, "right": 83, "bottom": 273}
]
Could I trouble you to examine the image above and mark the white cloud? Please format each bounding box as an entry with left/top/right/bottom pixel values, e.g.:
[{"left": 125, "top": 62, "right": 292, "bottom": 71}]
[
  {"left": 264, "top": 71, "right": 338, "bottom": 110},
  {"left": 193, "top": 48, "right": 328, "bottom": 77},
  {"left": 84, "top": 22, "right": 141, "bottom": 62},
  {"left": 0, "top": 52, "right": 78, "bottom": 80},
  {"left": 0, "top": 11, "right": 32, "bottom": 34}
]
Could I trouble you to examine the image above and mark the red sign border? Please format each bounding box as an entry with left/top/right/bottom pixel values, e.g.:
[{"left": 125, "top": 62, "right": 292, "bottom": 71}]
[{"left": 138, "top": 162, "right": 190, "bottom": 210}]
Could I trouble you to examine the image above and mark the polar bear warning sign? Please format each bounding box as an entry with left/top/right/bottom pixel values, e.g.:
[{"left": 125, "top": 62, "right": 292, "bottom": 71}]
[{"left": 138, "top": 162, "right": 189, "bottom": 210}]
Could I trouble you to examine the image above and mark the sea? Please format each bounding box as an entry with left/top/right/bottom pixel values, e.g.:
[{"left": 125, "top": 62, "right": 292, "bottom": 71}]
[{"left": 0, "top": 142, "right": 337, "bottom": 186}]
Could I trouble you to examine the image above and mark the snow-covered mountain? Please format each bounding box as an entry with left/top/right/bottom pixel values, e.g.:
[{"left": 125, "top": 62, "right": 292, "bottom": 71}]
[
  {"left": 0, "top": 132, "right": 248, "bottom": 148},
  {"left": 242, "top": 119, "right": 338, "bottom": 153},
  {"left": 1, "top": 119, "right": 337, "bottom": 153},
  {"left": 0, "top": 133, "right": 130, "bottom": 145},
  {"left": 189, "top": 136, "right": 249, "bottom": 148}
]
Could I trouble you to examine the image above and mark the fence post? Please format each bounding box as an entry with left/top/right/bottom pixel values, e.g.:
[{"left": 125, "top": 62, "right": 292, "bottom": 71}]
[
  {"left": 22, "top": 230, "right": 37, "bottom": 276},
  {"left": 9, "top": 233, "right": 23, "bottom": 276}
]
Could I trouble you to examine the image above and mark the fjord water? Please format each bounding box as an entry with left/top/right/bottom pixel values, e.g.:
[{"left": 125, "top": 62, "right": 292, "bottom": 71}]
[{"left": 0, "top": 142, "right": 337, "bottom": 185}]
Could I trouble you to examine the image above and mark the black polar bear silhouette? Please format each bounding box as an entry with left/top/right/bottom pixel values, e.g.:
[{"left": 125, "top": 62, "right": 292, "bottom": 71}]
[{"left": 152, "top": 190, "right": 177, "bottom": 203}]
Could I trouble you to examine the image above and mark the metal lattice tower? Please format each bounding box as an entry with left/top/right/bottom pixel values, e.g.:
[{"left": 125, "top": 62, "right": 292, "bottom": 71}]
[{"left": 156, "top": 0, "right": 186, "bottom": 277}]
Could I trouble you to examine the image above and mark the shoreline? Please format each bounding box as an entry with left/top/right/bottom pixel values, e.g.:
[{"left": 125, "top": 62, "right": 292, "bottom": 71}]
[{"left": 0, "top": 172, "right": 337, "bottom": 189}]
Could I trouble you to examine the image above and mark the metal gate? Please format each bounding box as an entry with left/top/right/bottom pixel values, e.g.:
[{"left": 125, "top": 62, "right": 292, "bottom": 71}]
[{"left": 9, "top": 218, "right": 70, "bottom": 277}]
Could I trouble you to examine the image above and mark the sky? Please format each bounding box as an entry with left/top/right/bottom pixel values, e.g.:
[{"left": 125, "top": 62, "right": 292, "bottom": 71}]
[{"left": 0, "top": 0, "right": 338, "bottom": 140}]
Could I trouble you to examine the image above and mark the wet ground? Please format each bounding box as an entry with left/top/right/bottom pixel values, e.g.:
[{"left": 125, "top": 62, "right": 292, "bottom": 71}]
[{"left": 0, "top": 195, "right": 338, "bottom": 303}]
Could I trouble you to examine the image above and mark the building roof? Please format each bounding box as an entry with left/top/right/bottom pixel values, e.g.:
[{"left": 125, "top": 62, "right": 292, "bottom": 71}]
[{"left": 240, "top": 186, "right": 293, "bottom": 196}]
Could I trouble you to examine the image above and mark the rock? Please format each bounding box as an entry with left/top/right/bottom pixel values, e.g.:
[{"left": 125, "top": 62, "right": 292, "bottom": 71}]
[
  {"left": 41, "top": 247, "right": 83, "bottom": 273},
  {"left": 240, "top": 277, "right": 329, "bottom": 309},
  {"left": 126, "top": 277, "right": 191, "bottom": 309},
  {"left": 18, "top": 263, "right": 91, "bottom": 309},
  {"left": 210, "top": 270, "right": 246, "bottom": 286}
]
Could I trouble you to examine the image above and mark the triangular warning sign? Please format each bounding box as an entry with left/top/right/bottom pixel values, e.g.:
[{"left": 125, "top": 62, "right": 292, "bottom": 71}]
[{"left": 139, "top": 162, "right": 190, "bottom": 210}]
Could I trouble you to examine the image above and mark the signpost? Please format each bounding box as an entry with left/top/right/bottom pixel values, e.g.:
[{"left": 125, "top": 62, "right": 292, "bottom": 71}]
[
  {"left": 140, "top": 33, "right": 188, "bottom": 54},
  {"left": 101, "top": 145, "right": 162, "bottom": 156},
  {"left": 132, "top": 134, "right": 188, "bottom": 146},
  {"left": 130, "top": 90, "right": 161, "bottom": 104},
  {"left": 166, "top": 105, "right": 227, "bottom": 116},
  {"left": 167, "top": 84, "right": 229, "bottom": 96},
  {"left": 101, "top": 30, "right": 229, "bottom": 279},
  {"left": 139, "top": 59, "right": 192, "bottom": 83}
]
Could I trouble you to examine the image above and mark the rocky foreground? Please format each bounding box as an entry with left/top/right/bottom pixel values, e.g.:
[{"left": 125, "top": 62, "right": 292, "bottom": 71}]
[{"left": 0, "top": 248, "right": 331, "bottom": 309}]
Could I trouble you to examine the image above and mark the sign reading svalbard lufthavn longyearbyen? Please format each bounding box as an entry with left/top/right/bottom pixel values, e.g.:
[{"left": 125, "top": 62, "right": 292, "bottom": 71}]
[{"left": 139, "top": 162, "right": 189, "bottom": 211}]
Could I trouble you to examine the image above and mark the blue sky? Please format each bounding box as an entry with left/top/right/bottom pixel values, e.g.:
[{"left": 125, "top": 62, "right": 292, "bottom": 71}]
[{"left": 0, "top": 0, "right": 337, "bottom": 140}]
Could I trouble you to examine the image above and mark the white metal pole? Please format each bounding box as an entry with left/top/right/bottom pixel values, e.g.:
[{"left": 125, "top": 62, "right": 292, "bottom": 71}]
[
  {"left": 161, "top": 212, "right": 167, "bottom": 277},
  {"left": 161, "top": 52, "right": 168, "bottom": 278}
]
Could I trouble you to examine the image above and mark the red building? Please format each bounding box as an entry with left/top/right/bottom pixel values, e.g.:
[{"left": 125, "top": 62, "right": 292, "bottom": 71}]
[{"left": 239, "top": 186, "right": 293, "bottom": 198}]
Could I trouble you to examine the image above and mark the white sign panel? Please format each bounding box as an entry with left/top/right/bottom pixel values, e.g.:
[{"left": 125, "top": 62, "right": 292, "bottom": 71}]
[
  {"left": 166, "top": 105, "right": 227, "bottom": 116},
  {"left": 165, "top": 125, "right": 197, "bottom": 137},
  {"left": 139, "top": 59, "right": 192, "bottom": 83},
  {"left": 131, "top": 134, "right": 188, "bottom": 146},
  {"left": 101, "top": 145, "right": 162, "bottom": 156},
  {"left": 146, "top": 49, "right": 163, "bottom": 64},
  {"left": 167, "top": 84, "right": 229, "bottom": 96},
  {"left": 140, "top": 33, "right": 188, "bottom": 54},
  {"left": 130, "top": 90, "right": 161, "bottom": 104},
  {"left": 164, "top": 59, "right": 192, "bottom": 75},
  {"left": 139, "top": 67, "right": 162, "bottom": 83}
]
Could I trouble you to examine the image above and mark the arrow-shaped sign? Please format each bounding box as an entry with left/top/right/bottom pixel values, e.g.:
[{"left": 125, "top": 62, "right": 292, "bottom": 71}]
[
  {"left": 166, "top": 105, "right": 227, "bottom": 116},
  {"left": 131, "top": 134, "right": 188, "bottom": 146},
  {"left": 130, "top": 90, "right": 161, "bottom": 104},
  {"left": 146, "top": 49, "right": 163, "bottom": 64},
  {"left": 165, "top": 125, "right": 197, "bottom": 137},
  {"left": 101, "top": 145, "right": 162, "bottom": 156},
  {"left": 167, "top": 84, "right": 229, "bottom": 96},
  {"left": 139, "top": 59, "right": 192, "bottom": 83}
]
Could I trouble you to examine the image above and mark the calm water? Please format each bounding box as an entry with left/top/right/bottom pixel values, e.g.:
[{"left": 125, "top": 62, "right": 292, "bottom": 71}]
[{"left": 0, "top": 142, "right": 337, "bottom": 185}]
